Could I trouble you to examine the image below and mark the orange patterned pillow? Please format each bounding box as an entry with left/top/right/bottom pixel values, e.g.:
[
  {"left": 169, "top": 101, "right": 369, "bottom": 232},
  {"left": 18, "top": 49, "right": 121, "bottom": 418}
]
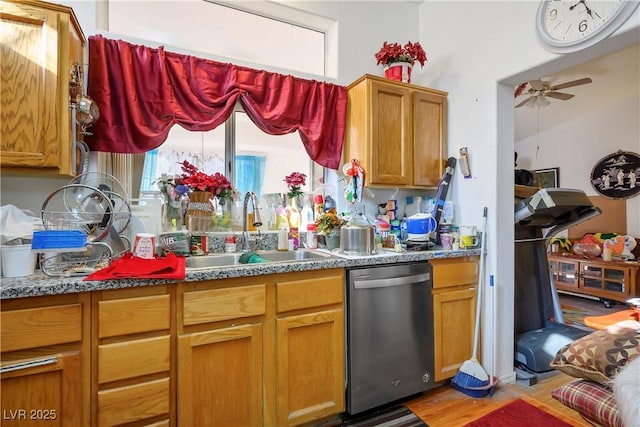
[{"left": 550, "top": 320, "right": 640, "bottom": 385}]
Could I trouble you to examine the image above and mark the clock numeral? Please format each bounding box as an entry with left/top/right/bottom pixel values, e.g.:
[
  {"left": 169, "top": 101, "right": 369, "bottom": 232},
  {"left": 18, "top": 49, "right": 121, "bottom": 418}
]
[
  {"left": 549, "top": 8, "right": 558, "bottom": 20},
  {"left": 579, "top": 19, "right": 588, "bottom": 33}
]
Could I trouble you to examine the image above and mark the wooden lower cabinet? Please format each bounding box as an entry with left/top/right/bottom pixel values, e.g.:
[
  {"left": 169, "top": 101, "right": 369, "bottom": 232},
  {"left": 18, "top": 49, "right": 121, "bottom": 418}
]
[
  {"left": 1, "top": 268, "right": 346, "bottom": 426},
  {"left": 274, "top": 270, "right": 345, "bottom": 426},
  {"left": 430, "top": 257, "right": 479, "bottom": 382},
  {"left": 92, "top": 286, "right": 174, "bottom": 426},
  {"left": 0, "top": 294, "right": 90, "bottom": 426},
  {"left": 178, "top": 324, "right": 264, "bottom": 426},
  {"left": 177, "top": 269, "right": 345, "bottom": 426}
]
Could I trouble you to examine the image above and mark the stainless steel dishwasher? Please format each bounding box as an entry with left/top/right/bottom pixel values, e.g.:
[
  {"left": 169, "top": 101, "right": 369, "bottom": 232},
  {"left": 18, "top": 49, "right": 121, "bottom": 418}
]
[{"left": 346, "top": 262, "right": 435, "bottom": 415}]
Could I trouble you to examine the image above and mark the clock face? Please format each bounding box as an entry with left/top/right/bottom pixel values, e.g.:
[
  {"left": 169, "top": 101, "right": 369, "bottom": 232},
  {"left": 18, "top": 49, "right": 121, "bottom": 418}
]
[{"left": 536, "top": 0, "right": 640, "bottom": 53}]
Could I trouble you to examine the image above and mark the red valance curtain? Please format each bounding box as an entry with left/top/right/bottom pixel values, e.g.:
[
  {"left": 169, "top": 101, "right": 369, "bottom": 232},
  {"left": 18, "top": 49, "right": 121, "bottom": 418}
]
[{"left": 85, "top": 35, "right": 347, "bottom": 170}]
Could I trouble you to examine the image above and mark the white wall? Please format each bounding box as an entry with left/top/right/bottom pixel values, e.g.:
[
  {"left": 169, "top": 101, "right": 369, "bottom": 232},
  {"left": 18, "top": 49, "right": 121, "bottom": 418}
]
[
  {"left": 417, "top": 1, "right": 640, "bottom": 384},
  {"left": 516, "top": 45, "right": 640, "bottom": 236}
]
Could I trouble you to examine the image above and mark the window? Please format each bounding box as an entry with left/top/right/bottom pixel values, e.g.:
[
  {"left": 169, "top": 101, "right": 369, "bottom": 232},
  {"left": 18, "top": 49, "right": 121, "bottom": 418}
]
[{"left": 107, "top": 1, "right": 329, "bottom": 198}]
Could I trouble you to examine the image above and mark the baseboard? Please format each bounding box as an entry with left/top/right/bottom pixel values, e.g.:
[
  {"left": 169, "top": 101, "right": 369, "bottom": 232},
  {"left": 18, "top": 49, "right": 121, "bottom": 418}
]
[{"left": 499, "top": 370, "right": 517, "bottom": 385}]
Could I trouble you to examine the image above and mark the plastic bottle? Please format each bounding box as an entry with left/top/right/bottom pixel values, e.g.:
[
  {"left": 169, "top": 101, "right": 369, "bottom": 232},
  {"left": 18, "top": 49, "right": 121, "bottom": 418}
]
[
  {"left": 278, "top": 225, "right": 289, "bottom": 251},
  {"left": 324, "top": 195, "right": 336, "bottom": 212},
  {"left": 289, "top": 227, "right": 299, "bottom": 250},
  {"left": 300, "top": 197, "right": 314, "bottom": 232},
  {"left": 268, "top": 205, "right": 278, "bottom": 230},
  {"left": 443, "top": 201, "right": 454, "bottom": 224},
  {"left": 306, "top": 223, "right": 318, "bottom": 249},
  {"left": 314, "top": 194, "right": 324, "bottom": 220},
  {"left": 400, "top": 217, "right": 408, "bottom": 242}
]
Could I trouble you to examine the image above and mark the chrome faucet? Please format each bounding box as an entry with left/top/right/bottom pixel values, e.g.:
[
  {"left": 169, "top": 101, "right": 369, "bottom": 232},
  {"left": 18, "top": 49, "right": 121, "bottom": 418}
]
[{"left": 242, "top": 191, "right": 263, "bottom": 252}]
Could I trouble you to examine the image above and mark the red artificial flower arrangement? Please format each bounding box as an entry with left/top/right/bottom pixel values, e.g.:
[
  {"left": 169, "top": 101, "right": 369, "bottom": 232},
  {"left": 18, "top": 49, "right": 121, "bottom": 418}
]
[
  {"left": 284, "top": 171, "right": 307, "bottom": 199},
  {"left": 178, "top": 160, "right": 235, "bottom": 201},
  {"left": 375, "top": 41, "right": 427, "bottom": 67}
]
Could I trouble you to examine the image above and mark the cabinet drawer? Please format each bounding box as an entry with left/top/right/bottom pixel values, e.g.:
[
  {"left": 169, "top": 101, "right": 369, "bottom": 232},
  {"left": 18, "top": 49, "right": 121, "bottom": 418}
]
[
  {"left": 431, "top": 258, "right": 479, "bottom": 289},
  {"left": 98, "top": 335, "right": 170, "bottom": 384},
  {"left": 276, "top": 274, "right": 343, "bottom": 313},
  {"left": 183, "top": 284, "right": 266, "bottom": 326},
  {"left": 98, "top": 377, "right": 170, "bottom": 426},
  {"left": 0, "top": 303, "right": 82, "bottom": 352},
  {"left": 99, "top": 294, "right": 170, "bottom": 338}
]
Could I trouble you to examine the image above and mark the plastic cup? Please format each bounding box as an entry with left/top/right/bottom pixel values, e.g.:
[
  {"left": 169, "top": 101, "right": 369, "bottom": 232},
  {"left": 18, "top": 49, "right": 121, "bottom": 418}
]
[{"left": 1, "top": 245, "right": 37, "bottom": 278}]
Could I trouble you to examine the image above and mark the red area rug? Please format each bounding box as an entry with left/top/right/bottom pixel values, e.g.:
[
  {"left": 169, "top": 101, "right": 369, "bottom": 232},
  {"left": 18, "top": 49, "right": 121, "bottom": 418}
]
[{"left": 463, "top": 398, "right": 573, "bottom": 427}]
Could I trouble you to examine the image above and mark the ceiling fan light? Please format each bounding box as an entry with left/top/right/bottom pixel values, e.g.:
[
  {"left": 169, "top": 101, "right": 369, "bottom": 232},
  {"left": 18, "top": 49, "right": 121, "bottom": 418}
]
[{"left": 538, "top": 96, "right": 551, "bottom": 107}]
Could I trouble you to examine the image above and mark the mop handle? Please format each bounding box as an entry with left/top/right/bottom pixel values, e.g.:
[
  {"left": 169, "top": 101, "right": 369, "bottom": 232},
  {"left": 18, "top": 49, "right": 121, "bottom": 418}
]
[{"left": 472, "top": 207, "right": 488, "bottom": 358}]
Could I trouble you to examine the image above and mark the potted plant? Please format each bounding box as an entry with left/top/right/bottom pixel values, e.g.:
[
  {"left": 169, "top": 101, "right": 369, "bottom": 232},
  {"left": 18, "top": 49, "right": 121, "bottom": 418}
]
[
  {"left": 315, "top": 208, "right": 345, "bottom": 250},
  {"left": 177, "top": 160, "right": 237, "bottom": 232},
  {"left": 375, "top": 41, "right": 427, "bottom": 83}
]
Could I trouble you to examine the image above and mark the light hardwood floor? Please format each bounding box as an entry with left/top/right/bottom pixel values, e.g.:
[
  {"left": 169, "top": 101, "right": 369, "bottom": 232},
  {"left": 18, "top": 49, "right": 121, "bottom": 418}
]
[
  {"left": 403, "top": 295, "right": 607, "bottom": 426},
  {"left": 404, "top": 372, "right": 590, "bottom": 426}
]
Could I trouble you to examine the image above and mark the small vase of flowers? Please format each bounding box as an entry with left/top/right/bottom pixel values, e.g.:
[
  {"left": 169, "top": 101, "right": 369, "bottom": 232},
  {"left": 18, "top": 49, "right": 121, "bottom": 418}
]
[
  {"left": 375, "top": 41, "right": 427, "bottom": 83},
  {"left": 178, "top": 160, "right": 237, "bottom": 232},
  {"left": 316, "top": 208, "right": 345, "bottom": 250},
  {"left": 283, "top": 171, "right": 307, "bottom": 230},
  {"left": 156, "top": 174, "right": 189, "bottom": 231}
]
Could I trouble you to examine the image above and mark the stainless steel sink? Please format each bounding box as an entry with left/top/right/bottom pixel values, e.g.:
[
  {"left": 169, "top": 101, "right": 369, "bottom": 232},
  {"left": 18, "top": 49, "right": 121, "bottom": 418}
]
[
  {"left": 185, "top": 253, "right": 244, "bottom": 269},
  {"left": 185, "top": 249, "right": 332, "bottom": 270}
]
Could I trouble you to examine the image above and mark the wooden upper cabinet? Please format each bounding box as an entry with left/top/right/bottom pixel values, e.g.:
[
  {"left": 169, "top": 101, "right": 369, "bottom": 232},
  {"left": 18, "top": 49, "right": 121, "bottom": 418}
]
[
  {"left": 413, "top": 90, "right": 448, "bottom": 186},
  {"left": 0, "top": 0, "right": 85, "bottom": 176},
  {"left": 344, "top": 74, "right": 448, "bottom": 188}
]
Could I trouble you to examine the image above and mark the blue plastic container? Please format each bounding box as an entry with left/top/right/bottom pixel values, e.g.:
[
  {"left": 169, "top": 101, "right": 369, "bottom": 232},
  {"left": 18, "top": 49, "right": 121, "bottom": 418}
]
[{"left": 31, "top": 230, "right": 87, "bottom": 250}]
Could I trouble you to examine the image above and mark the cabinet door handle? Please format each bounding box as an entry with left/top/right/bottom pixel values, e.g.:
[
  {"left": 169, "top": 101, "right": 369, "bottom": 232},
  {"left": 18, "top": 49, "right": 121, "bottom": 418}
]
[{"left": 0, "top": 357, "right": 58, "bottom": 374}]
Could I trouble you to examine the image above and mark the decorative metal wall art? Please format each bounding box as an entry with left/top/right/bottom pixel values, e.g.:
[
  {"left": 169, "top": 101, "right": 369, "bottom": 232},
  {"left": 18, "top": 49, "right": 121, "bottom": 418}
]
[{"left": 590, "top": 150, "right": 640, "bottom": 199}]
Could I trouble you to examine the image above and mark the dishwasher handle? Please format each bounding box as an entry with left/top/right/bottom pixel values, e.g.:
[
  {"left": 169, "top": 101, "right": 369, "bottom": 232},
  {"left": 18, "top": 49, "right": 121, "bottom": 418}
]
[{"left": 353, "top": 272, "right": 430, "bottom": 289}]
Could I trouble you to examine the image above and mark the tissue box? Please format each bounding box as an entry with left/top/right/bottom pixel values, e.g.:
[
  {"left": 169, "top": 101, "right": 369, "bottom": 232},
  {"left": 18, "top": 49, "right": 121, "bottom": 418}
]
[{"left": 31, "top": 230, "right": 87, "bottom": 250}]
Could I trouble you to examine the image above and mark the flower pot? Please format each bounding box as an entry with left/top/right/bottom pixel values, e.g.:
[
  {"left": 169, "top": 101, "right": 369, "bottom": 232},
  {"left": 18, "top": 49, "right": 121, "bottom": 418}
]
[
  {"left": 384, "top": 62, "right": 412, "bottom": 83},
  {"left": 325, "top": 233, "right": 341, "bottom": 251},
  {"left": 185, "top": 191, "right": 214, "bottom": 233}
]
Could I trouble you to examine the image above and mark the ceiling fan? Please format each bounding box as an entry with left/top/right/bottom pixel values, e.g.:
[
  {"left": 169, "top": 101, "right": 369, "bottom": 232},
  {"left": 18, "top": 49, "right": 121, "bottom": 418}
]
[{"left": 515, "top": 77, "right": 593, "bottom": 108}]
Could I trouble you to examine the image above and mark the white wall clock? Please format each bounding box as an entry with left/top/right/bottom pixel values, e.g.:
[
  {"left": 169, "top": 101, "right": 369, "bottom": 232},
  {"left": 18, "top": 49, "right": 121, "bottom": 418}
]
[{"left": 536, "top": 0, "right": 640, "bottom": 53}]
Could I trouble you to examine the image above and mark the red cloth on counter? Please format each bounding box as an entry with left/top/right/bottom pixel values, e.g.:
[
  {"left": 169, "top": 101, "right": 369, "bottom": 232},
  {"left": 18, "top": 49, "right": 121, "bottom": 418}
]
[
  {"left": 84, "top": 252, "right": 185, "bottom": 281},
  {"left": 85, "top": 35, "right": 347, "bottom": 170}
]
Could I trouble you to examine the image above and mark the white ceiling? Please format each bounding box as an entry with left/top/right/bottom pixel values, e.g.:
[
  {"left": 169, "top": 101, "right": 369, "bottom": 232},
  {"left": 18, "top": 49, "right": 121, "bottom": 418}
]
[{"left": 514, "top": 43, "right": 639, "bottom": 141}]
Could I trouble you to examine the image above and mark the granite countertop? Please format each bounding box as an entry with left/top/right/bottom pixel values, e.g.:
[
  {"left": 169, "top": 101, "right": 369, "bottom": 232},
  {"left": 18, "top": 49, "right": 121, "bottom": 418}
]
[{"left": 0, "top": 248, "right": 480, "bottom": 299}]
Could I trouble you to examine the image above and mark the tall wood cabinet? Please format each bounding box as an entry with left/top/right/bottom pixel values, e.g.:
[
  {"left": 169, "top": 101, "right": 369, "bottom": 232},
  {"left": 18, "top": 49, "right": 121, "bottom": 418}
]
[
  {"left": 344, "top": 74, "right": 448, "bottom": 188},
  {"left": 0, "top": 0, "right": 85, "bottom": 176},
  {"left": 549, "top": 255, "right": 639, "bottom": 303},
  {"left": 0, "top": 293, "right": 91, "bottom": 426},
  {"left": 431, "top": 257, "right": 479, "bottom": 382}
]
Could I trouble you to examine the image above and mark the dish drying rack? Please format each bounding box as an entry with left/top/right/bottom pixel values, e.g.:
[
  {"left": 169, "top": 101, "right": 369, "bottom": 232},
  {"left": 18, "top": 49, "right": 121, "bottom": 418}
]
[
  {"left": 38, "top": 176, "right": 132, "bottom": 277},
  {"left": 38, "top": 242, "right": 114, "bottom": 277}
]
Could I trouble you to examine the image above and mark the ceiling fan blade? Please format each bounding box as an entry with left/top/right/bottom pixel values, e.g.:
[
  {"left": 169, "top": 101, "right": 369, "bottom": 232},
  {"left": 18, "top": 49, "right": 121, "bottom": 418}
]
[
  {"left": 546, "top": 91, "right": 575, "bottom": 101},
  {"left": 529, "top": 80, "right": 546, "bottom": 90},
  {"left": 515, "top": 96, "right": 535, "bottom": 108},
  {"left": 550, "top": 77, "right": 592, "bottom": 91}
]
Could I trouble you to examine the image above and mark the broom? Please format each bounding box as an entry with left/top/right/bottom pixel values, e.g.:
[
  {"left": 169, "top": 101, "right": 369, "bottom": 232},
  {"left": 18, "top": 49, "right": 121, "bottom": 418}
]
[{"left": 451, "top": 207, "right": 490, "bottom": 391}]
